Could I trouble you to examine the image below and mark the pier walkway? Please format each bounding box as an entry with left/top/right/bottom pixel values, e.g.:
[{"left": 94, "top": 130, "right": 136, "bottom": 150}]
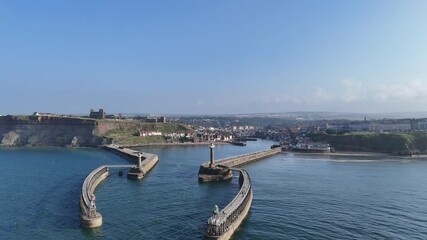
[
  {"left": 199, "top": 143, "right": 282, "bottom": 239},
  {"left": 214, "top": 147, "right": 282, "bottom": 168},
  {"left": 103, "top": 144, "right": 159, "bottom": 179},
  {"left": 205, "top": 169, "right": 253, "bottom": 240},
  {"left": 80, "top": 145, "right": 159, "bottom": 228},
  {"left": 106, "top": 164, "right": 135, "bottom": 168},
  {"left": 198, "top": 146, "right": 282, "bottom": 182}
]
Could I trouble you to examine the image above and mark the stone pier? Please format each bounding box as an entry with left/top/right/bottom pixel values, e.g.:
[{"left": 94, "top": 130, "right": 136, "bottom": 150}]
[
  {"left": 199, "top": 143, "right": 282, "bottom": 239},
  {"left": 204, "top": 170, "right": 253, "bottom": 240},
  {"left": 198, "top": 143, "right": 233, "bottom": 182},
  {"left": 103, "top": 145, "right": 159, "bottom": 180},
  {"left": 80, "top": 165, "right": 109, "bottom": 228},
  {"left": 198, "top": 144, "right": 281, "bottom": 182},
  {"left": 80, "top": 145, "right": 159, "bottom": 228}
]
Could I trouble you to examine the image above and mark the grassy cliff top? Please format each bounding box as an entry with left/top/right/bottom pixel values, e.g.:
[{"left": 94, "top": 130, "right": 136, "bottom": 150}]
[
  {"left": 100, "top": 121, "right": 192, "bottom": 143},
  {"left": 0, "top": 115, "right": 97, "bottom": 124},
  {"left": 311, "top": 131, "right": 427, "bottom": 155},
  {"left": 100, "top": 121, "right": 191, "bottom": 133},
  {"left": 114, "top": 136, "right": 167, "bottom": 145}
]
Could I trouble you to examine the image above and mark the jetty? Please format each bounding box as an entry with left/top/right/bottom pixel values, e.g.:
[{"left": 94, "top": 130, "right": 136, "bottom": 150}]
[
  {"left": 198, "top": 143, "right": 282, "bottom": 182},
  {"left": 205, "top": 169, "right": 252, "bottom": 240},
  {"left": 103, "top": 145, "right": 159, "bottom": 179},
  {"left": 80, "top": 145, "right": 159, "bottom": 228},
  {"left": 199, "top": 143, "right": 282, "bottom": 239}
]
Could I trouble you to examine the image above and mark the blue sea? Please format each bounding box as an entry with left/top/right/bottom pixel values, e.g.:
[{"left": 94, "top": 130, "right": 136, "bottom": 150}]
[{"left": 1, "top": 140, "right": 427, "bottom": 239}]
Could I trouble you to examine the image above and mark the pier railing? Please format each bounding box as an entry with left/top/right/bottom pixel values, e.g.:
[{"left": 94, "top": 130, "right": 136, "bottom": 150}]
[{"left": 205, "top": 169, "right": 252, "bottom": 237}]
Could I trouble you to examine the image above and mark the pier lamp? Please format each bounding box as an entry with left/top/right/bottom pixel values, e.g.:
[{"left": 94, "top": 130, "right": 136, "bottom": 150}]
[
  {"left": 137, "top": 152, "right": 143, "bottom": 169},
  {"left": 209, "top": 143, "right": 215, "bottom": 167}
]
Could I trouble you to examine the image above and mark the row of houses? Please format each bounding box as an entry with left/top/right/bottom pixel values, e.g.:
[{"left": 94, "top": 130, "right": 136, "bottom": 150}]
[
  {"left": 138, "top": 130, "right": 233, "bottom": 143},
  {"left": 231, "top": 126, "right": 255, "bottom": 131}
]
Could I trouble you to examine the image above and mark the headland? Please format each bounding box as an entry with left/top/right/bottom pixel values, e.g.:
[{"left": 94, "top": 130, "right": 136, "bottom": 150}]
[{"left": 0, "top": 114, "right": 192, "bottom": 147}]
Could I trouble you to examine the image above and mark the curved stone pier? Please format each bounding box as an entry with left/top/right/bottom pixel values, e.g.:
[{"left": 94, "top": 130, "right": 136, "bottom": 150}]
[
  {"left": 200, "top": 144, "right": 281, "bottom": 239},
  {"left": 204, "top": 169, "right": 253, "bottom": 240},
  {"left": 80, "top": 165, "right": 109, "bottom": 228},
  {"left": 80, "top": 145, "right": 159, "bottom": 228}
]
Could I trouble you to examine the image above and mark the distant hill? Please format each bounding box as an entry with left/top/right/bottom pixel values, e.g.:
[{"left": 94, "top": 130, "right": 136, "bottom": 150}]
[
  {"left": 310, "top": 132, "right": 427, "bottom": 155},
  {"left": 231, "top": 111, "right": 427, "bottom": 121}
]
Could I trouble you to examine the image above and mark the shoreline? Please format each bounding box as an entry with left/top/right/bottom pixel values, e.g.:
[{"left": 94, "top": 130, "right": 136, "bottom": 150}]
[
  {"left": 0, "top": 141, "right": 230, "bottom": 149},
  {"left": 2, "top": 144, "right": 427, "bottom": 159},
  {"left": 119, "top": 141, "right": 231, "bottom": 148},
  {"left": 283, "top": 150, "right": 399, "bottom": 158}
]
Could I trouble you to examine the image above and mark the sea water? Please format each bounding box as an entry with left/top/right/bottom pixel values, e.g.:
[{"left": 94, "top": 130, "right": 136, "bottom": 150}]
[{"left": 1, "top": 140, "right": 427, "bottom": 239}]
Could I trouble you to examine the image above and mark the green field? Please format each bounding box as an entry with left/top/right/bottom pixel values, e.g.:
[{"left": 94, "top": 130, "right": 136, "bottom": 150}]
[
  {"left": 115, "top": 136, "right": 167, "bottom": 145},
  {"left": 310, "top": 131, "right": 427, "bottom": 155},
  {"left": 100, "top": 121, "right": 192, "bottom": 144}
]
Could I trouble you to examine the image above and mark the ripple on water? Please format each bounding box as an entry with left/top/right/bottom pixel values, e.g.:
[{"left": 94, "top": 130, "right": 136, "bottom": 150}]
[{"left": 3, "top": 141, "right": 427, "bottom": 239}]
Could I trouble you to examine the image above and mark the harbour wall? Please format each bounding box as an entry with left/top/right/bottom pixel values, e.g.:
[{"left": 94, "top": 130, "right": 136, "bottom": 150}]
[
  {"left": 80, "top": 165, "right": 109, "bottom": 228},
  {"left": 199, "top": 146, "right": 281, "bottom": 239},
  {"left": 216, "top": 147, "right": 282, "bottom": 168},
  {"left": 80, "top": 145, "right": 159, "bottom": 228},
  {"left": 198, "top": 147, "right": 282, "bottom": 182},
  {"left": 204, "top": 170, "right": 253, "bottom": 240},
  {"left": 102, "top": 145, "right": 159, "bottom": 176}
]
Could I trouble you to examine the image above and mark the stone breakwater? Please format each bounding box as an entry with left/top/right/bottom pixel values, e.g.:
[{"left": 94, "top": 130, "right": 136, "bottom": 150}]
[
  {"left": 198, "top": 145, "right": 282, "bottom": 239},
  {"left": 213, "top": 147, "right": 282, "bottom": 168},
  {"left": 204, "top": 170, "right": 253, "bottom": 240},
  {"left": 80, "top": 165, "right": 109, "bottom": 228},
  {"left": 102, "top": 145, "right": 159, "bottom": 179},
  {"left": 80, "top": 145, "right": 159, "bottom": 228},
  {"left": 198, "top": 147, "right": 282, "bottom": 182}
]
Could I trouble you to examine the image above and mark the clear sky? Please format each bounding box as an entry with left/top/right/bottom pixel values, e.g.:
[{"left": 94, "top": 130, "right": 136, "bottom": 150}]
[{"left": 1, "top": 0, "right": 426, "bottom": 115}]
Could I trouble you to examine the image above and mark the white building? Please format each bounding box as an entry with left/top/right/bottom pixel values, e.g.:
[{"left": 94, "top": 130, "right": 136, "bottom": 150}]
[{"left": 139, "top": 131, "right": 162, "bottom": 137}]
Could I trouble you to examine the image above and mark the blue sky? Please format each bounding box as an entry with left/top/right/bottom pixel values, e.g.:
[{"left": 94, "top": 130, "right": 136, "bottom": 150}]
[{"left": 1, "top": 0, "right": 426, "bottom": 115}]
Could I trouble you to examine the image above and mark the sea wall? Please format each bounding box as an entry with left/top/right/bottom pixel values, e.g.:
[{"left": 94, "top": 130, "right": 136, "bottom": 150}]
[
  {"left": 80, "top": 165, "right": 109, "bottom": 228},
  {"left": 198, "top": 147, "right": 281, "bottom": 182},
  {"left": 199, "top": 146, "right": 281, "bottom": 238},
  {"left": 204, "top": 170, "right": 253, "bottom": 240},
  {"left": 103, "top": 145, "right": 159, "bottom": 179},
  {"left": 80, "top": 145, "right": 159, "bottom": 228},
  {"left": 216, "top": 147, "right": 282, "bottom": 168}
]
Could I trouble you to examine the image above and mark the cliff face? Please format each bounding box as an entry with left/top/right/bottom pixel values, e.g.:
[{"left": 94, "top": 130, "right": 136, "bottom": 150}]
[
  {"left": 0, "top": 116, "right": 193, "bottom": 147},
  {"left": 0, "top": 116, "right": 105, "bottom": 147}
]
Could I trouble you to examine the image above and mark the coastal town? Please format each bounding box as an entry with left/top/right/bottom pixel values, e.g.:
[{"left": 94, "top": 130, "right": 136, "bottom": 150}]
[{"left": 2, "top": 109, "right": 427, "bottom": 156}]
